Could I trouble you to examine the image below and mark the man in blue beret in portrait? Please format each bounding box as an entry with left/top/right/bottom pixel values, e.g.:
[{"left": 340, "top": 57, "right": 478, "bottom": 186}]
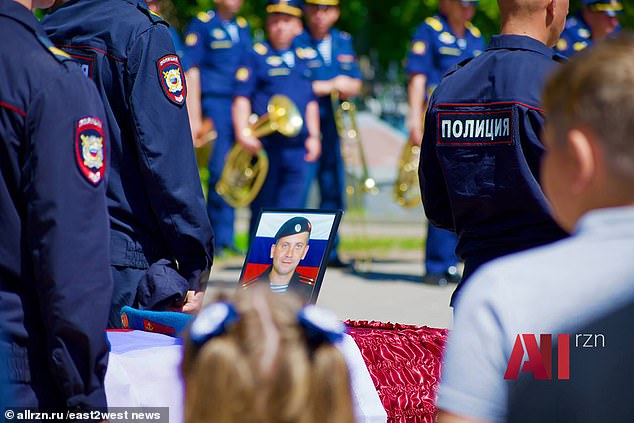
[
  {"left": 555, "top": 0, "right": 623, "bottom": 57},
  {"left": 241, "top": 217, "right": 315, "bottom": 303}
]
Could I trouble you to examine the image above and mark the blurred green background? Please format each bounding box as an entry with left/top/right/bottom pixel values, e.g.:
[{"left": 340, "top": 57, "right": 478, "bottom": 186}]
[{"left": 164, "top": 0, "right": 633, "bottom": 77}]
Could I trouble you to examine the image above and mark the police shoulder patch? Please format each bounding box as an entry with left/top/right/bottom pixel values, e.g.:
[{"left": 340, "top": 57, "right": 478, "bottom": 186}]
[
  {"left": 157, "top": 54, "right": 186, "bottom": 105},
  {"left": 75, "top": 116, "right": 106, "bottom": 186},
  {"left": 254, "top": 43, "right": 268, "bottom": 55},
  {"left": 236, "top": 16, "right": 248, "bottom": 28},
  {"left": 197, "top": 11, "right": 212, "bottom": 23},
  {"left": 425, "top": 17, "right": 444, "bottom": 32},
  {"left": 340, "top": 31, "right": 351, "bottom": 40}
]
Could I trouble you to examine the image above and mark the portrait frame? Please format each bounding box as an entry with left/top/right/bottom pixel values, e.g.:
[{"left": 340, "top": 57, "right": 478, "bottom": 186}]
[{"left": 238, "top": 208, "right": 343, "bottom": 304}]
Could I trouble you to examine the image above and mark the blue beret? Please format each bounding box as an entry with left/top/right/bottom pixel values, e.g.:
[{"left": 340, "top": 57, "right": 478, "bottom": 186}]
[
  {"left": 267, "top": 0, "right": 303, "bottom": 17},
  {"left": 275, "top": 217, "right": 312, "bottom": 240},
  {"left": 584, "top": 0, "right": 623, "bottom": 16}
]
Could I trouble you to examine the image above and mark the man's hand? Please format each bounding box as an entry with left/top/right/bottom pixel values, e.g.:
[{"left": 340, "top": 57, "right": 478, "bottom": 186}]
[
  {"left": 237, "top": 131, "right": 263, "bottom": 155},
  {"left": 333, "top": 75, "right": 362, "bottom": 99},
  {"left": 304, "top": 135, "right": 321, "bottom": 162},
  {"left": 408, "top": 122, "right": 423, "bottom": 146},
  {"left": 194, "top": 117, "right": 217, "bottom": 148},
  {"left": 181, "top": 290, "right": 204, "bottom": 314}
]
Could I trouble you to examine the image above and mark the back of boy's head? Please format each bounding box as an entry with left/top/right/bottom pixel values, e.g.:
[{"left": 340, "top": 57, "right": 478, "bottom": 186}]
[
  {"left": 543, "top": 33, "right": 634, "bottom": 182},
  {"left": 181, "top": 289, "right": 355, "bottom": 423}
]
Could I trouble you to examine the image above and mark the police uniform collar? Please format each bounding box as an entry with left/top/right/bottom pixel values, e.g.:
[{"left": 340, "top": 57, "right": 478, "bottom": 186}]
[
  {"left": 487, "top": 34, "right": 557, "bottom": 59},
  {"left": 0, "top": 0, "right": 42, "bottom": 34}
]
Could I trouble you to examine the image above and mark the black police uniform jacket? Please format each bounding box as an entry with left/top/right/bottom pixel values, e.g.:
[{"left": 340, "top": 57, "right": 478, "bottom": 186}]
[
  {"left": 0, "top": 0, "right": 112, "bottom": 409},
  {"left": 242, "top": 266, "right": 315, "bottom": 303},
  {"left": 420, "top": 35, "right": 569, "bottom": 288},
  {"left": 42, "top": 0, "right": 214, "bottom": 291}
]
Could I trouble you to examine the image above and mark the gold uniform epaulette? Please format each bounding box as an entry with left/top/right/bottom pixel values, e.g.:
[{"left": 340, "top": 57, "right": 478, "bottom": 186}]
[
  {"left": 197, "top": 10, "right": 213, "bottom": 23},
  {"left": 465, "top": 22, "right": 481, "bottom": 38},
  {"left": 425, "top": 17, "right": 444, "bottom": 32},
  {"left": 298, "top": 275, "right": 315, "bottom": 286},
  {"left": 236, "top": 16, "right": 248, "bottom": 28},
  {"left": 254, "top": 43, "right": 268, "bottom": 55},
  {"left": 138, "top": 3, "right": 166, "bottom": 24},
  {"left": 36, "top": 34, "right": 71, "bottom": 63}
]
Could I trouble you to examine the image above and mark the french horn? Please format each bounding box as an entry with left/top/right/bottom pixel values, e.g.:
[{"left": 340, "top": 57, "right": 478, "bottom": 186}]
[
  {"left": 215, "top": 95, "right": 303, "bottom": 208},
  {"left": 393, "top": 143, "right": 422, "bottom": 208}
]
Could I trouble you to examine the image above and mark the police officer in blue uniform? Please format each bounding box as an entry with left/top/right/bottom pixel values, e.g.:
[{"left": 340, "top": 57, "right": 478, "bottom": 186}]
[
  {"left": 294, "top": 0, "right": 362, "bottom": 267},
  {"left": 241, "top": 217, "right": 315, "bottom": 303},
  {"left": 419, "top": 0, "right": 570, "bottom": 305},
  {"left": 183, "top": 0, "right": 252, "bottom": 255},
  {"left": 1, "top": 0, "right": 112, "bottom": 409},
  {"left": 233, "top": 0, "right": 321, "bottom": 239},
  {"left": 406, "top": 0, "right": 485, "bottom": 285},
  {"left": 555, "top": 0, "right": 623, "bottom": 57},
  {"left": 43, "top": 0, "right": 214, "bottom": 327}
]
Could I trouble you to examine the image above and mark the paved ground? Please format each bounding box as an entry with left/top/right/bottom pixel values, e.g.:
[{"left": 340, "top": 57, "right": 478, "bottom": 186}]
[{"left": 207, "top": 113, "right": 455, "bottom": 329}]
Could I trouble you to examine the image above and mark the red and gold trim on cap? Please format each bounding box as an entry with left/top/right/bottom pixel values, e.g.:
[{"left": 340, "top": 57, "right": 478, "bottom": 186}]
[{"left": 266, "top": 3, "right": 303, "bottom": 17}]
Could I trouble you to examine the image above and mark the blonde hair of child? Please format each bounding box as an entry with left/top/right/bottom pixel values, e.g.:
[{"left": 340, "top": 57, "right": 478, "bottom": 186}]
[{"left": 181, "top": 288, "right": 355, "bottom": 423}]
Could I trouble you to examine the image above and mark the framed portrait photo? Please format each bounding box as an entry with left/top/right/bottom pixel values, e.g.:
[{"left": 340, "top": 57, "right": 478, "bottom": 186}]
[{"left": 238, "top": 209, "right": 343, "bottom": 304}]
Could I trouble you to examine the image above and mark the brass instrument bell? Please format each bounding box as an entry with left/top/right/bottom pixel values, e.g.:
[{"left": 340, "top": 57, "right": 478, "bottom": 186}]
[{"left": 215, "top": 95, "right": 303, "bottom": 208}]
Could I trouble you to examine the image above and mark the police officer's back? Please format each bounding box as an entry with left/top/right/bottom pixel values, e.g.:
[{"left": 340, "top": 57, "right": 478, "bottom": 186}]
[
  {"left": 42, "top": 0, "right": 214, "bottom": 326},
  {"left": 0, "top": 0, "right": 112, "bottom": 409},
  {"left": 419, "top": 0, "right": 570, "bottom": 305}
]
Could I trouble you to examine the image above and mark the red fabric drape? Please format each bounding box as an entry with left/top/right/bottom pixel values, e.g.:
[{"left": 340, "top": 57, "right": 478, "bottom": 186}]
[{"left": 345, "top": 320, "right": 448, "bottom": 423}]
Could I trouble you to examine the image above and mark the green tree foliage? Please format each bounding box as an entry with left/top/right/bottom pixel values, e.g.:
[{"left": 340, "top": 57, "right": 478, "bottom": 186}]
[{"left": 166, "top": 0, "right": 633, "bottom": 74}]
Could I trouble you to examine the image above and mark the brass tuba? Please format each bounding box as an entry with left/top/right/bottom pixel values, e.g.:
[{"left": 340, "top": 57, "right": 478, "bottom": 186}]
[
  {"left": 393, "top": 143, "right": 422, "bottom": 208},
  {"left": 215, "top": 95, "right": 303, "bottom": 208},
  {"left": 331, "top": 92, "right": 378, "bottom": 200}
]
